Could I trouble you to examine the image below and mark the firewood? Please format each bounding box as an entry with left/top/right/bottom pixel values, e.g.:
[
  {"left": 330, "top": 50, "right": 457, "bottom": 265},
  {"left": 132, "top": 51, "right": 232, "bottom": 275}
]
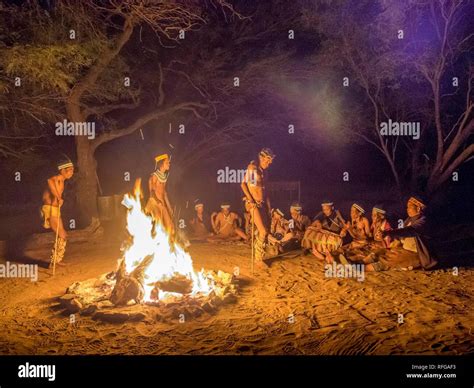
[{"left": 156, "top": 274, "right": 193, "bottom": 294}]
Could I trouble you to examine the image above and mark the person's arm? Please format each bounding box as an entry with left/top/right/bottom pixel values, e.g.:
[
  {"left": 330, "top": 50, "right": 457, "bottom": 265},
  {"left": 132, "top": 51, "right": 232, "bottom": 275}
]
[
  {"left": 266, "top": 197, "right": 272, "bottom": 217},
  {"left": 363, "top": 218, "right": 371, "bottom": 237},
  {"left": 312, "top": 211, "right": 323, "bottom": 223},
  {"left": 336, "top": 210, "right": 346, "bottom": 226},
  {"left": 47, "top": 176, "right": 63, "bottom": 206},
  {"left": 211, "top": 212, "right": 219, "bottom": 233},
  {"left": 346, "top": 221, "right": 357, "bottom": 238},
  {"left": 236, "top": 213, "right": 243, "bottom": 228},
  {"left": 385, "top": 226, "right": 416, "bottom": 238},
  {"left": 384, "top": 216, "right": 426, "bottom": 238},
  {"left": 383, "top": 221, "right": 392, "bottom": 247},
  {"left": 270, "top": 218, "right": 275, "bottom": 234},
  {"left": 148, "top": 175, "right": 156, "bottom": 198},
  {"left": 370, "top": 222, "right": 376, "bottom": 240}
]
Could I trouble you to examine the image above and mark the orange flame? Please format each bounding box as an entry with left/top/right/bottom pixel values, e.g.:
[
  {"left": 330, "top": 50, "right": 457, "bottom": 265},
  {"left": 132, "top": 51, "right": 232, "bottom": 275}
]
[{"left": 121, "top": 180, "right": 213, "bottom": 301}]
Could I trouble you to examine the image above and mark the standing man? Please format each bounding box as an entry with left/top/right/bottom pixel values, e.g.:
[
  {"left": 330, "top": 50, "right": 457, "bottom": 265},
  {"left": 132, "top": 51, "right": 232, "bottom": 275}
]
[
  {"left": 41, "top": 156, "right": 74, "bottom": 268},
  {"left": 241, "top": 148, "right": 275, "bottom": 268},
  {"left": 145, "top": 153, "right": 174, "bottom": 236}
]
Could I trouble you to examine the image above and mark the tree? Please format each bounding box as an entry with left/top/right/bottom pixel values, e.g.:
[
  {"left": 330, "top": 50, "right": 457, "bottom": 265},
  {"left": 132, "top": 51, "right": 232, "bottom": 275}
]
[
  {"left": 1, "top": 0, "right": 243, "bottom": 221},
  {"left": 299, "top": 0, "right": 473, "bottom": 197},
  {"left": 415, "top": 0, "right": 474, "bottom": 194}
]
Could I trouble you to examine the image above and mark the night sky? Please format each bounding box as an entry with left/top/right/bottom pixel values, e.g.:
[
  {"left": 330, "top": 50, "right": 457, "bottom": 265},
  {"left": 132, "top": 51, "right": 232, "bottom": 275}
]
[{"left": 1, "top": 0, "right": 473, "bottom": 223}]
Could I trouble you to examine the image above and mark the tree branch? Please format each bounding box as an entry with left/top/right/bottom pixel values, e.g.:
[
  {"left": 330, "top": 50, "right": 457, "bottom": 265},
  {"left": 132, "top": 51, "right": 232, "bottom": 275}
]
[{"left": 91, "top": 102, "right": 207, "bottom": 151}]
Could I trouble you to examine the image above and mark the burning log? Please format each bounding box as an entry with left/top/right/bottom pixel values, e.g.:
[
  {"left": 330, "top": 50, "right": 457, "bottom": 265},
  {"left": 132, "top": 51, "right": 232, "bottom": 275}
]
[
  {"left": 57, "top": 182, "right": 241, "bottom": 322},
  {"left": 155, "top": 274, "right": 193, "bottom": 295},
  {"left": 110, "top": 255, "right": 153, "bottom": 306}
]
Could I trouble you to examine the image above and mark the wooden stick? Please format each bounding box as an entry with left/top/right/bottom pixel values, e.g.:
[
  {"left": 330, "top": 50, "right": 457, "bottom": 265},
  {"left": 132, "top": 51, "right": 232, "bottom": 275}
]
[
  {"left": 251, "top": 207, "right": 255, "bottom": 274},
  {"left": 51, "top": 206, "right": 61, "bottom": 276}
]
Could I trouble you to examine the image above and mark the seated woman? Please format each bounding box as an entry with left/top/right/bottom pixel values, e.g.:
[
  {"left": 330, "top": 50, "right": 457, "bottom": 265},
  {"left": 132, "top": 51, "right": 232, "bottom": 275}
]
[
  {"left": 302, "top": 201, "right": 346, "bottom": 261},
  {"left": 188, "top": 200, "right": 212, "bottom": 241},
  {"left": 207, "top": 202, "right": 248, "bottom": 243}
]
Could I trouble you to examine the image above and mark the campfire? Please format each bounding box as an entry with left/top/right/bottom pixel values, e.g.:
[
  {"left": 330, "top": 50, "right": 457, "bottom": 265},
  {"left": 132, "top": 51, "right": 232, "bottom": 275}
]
[{"left": 58, "top": 180, "right": 238, "bottom": 323}]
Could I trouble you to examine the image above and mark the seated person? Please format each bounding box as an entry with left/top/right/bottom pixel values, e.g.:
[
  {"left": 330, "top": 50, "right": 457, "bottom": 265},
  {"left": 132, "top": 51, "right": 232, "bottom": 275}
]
[
  {"left": 373, "top": 196, "right": 437, "bottom": 271},
  {"left": 370, "top": 206, "right": 392, "bottom": 248},
  {"left": 269, "top": 208, "right": 289, "bottom": 241},
  {"left": 208, "top": 202, "right": 248, "bottom": 242},
  {"left": 345, "top": 203, "right": 371, "bottom": 249},
  {"left": 267, "top": 208, "right": 290, "bottom": 254},
  {"left": 285, "top": 202, "right": 311, "bottom": 245},
  {"left": 335, "top": 204, "right": 390, "bottom": 265},
  {"left": 302, "top": 201, "right": 346, "bottom": 260},
  {"left": 188, "top": 200, "right": 212, "bottom": 240}
]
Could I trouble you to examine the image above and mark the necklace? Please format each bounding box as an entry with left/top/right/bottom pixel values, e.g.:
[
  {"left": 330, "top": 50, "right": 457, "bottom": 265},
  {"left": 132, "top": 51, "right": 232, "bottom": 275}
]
[{"left": 154, "top": 170, "right": 169, "bottom": 183}]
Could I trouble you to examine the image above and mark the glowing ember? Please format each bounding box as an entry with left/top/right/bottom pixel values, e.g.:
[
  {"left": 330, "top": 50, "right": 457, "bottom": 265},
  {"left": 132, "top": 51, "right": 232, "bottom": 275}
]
[{"left": 121, "top": 180, "right": 213, "bottom": 301}]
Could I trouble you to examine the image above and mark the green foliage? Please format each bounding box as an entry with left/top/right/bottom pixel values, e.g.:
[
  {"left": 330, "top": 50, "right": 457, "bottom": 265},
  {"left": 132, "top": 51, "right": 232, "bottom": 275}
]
[{"left": 0, "top": 41, "right": 104, "bottom": 92}]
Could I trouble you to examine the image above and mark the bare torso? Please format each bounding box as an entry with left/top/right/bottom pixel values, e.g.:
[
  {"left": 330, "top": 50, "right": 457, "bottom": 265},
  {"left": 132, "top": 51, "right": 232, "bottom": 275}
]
[
  {"left": 149, "top": 175, "right": 166, "bottom": 204},
  {"left": 350, "top": 217, "right": 370, "bottom": 241},
  {"left": 42, "top": 175, "right": 65, "bottom": 206},
  {"left": 214, "top": 212, "right": 239, "bottom": 235},
  {"left": 245, "top": 162, "right": 266, "bottom": 204}
]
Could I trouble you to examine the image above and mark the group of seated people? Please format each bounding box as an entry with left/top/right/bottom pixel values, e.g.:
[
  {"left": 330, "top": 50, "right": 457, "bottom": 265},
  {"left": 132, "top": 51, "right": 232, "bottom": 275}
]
[{"left": 187, "top": 196, "right": 438, "bottom": 272}]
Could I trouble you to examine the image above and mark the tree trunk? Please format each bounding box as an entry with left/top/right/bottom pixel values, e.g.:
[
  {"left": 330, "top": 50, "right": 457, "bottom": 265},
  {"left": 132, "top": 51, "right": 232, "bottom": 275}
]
[{"left": 75, "top": 136, "right": 98, "bottom": 223}]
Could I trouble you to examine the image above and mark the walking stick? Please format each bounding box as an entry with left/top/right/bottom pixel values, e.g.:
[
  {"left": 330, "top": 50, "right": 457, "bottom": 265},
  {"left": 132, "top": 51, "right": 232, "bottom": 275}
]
[
  {"left": 251, "top": 207, "right": 255, "bottom": 275},
  {"left": 51, "top": 205, "right": 61, "bottom": 276}
]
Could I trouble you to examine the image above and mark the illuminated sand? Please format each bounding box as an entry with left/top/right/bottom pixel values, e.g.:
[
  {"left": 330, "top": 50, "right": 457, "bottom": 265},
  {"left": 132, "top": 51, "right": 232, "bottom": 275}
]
[{"left": 0, "top": 239, "right": 472, "bottom": 355}]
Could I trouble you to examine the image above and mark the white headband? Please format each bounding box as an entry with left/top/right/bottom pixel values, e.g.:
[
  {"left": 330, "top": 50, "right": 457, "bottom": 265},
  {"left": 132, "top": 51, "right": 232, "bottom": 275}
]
[
  {"left": 352, "top": 203, "right": 365, "bottom": 214},
  {"left": 57, "top": 162, "right": 73, "bottom": 170},
  {"left": 373, "top": 207, "right": 386, "bottom": 215}
]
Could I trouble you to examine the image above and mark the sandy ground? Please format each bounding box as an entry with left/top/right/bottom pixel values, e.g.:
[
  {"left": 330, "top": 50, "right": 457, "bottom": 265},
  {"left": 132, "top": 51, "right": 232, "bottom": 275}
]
[{"left": 0, "top": 237, "right": 473, "bottom": 355}]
